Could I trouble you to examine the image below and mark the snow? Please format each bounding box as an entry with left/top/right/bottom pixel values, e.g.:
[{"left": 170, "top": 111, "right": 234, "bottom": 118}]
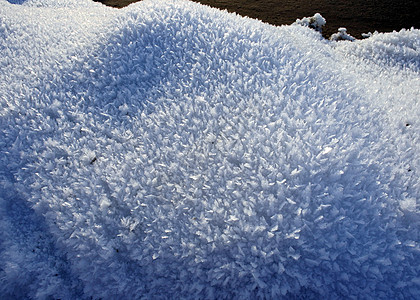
[
  {"left": 1, "top": 0, "right": 419, "bottom": 298},
  {"left": 330, "top": 27, "right": 356, "bottom": 42},
  {"left": 294, "top": 13, "right": 326, "bottom": 33}
]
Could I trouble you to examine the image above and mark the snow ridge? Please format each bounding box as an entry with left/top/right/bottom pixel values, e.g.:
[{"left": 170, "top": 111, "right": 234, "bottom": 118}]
[{"left": 1, "top": 0, "right": 419, "bottom": 299}]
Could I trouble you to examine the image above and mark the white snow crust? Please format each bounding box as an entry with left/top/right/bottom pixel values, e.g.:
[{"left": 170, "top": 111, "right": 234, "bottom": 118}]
[{"left": 1, "top": 0, "right": 419, "bottom": 299}]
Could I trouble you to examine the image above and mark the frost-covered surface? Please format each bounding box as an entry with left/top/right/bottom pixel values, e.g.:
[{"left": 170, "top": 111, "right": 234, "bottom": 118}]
[{"left": 1, "top": 0, "right": 420, "bottom": 298}]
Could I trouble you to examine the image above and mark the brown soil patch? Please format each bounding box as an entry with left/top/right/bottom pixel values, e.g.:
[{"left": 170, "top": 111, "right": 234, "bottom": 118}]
[{"left": 94, "top": 0, "right": 420, "bottom": 38}]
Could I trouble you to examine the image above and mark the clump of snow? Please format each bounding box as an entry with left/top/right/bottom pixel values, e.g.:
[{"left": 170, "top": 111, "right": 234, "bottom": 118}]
[
  {"left": 1, "top": 0, "right": 420, "bottom": 299},
  {"left": 400, "top": 198, "right": 417, "bottom": 212},
  {"left": 330, "top": 27, "right": 356, "bottom": 41},
  {"left": 361, "top": 31, "right": 379, "bottom": 39},
  {"left": 294, "top": 13, "right": 326, "bottom": 33}
]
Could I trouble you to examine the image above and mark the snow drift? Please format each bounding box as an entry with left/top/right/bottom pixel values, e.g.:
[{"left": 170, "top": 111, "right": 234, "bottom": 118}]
[{"left": 1, "top": 0, "right": 419, "bottom": 298}]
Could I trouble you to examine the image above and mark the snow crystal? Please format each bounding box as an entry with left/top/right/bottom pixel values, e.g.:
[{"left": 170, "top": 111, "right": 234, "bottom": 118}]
[{"left": 1, "top": 0, "right": 419, "bottom": 299}]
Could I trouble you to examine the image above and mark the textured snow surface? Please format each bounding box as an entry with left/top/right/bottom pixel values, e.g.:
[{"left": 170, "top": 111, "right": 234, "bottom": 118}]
[{"left": 1, "top": 0, "right": 420, "bottom": 298}]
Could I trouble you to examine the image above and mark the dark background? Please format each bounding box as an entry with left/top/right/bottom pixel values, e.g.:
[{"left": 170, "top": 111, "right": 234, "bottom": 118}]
[{"left": 93, "top": 0, "right": 420, "bottom": 38}]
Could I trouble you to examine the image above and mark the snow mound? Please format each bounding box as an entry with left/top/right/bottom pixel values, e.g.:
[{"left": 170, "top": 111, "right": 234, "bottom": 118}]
[{"left": 1, "top": 0, "right": 419, "bottom": 299}]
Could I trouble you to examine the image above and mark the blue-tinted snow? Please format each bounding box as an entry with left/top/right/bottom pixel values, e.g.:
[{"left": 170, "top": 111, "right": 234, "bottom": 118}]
[{"left": 1, "top": 0, "right": 419, "bottom": 298}]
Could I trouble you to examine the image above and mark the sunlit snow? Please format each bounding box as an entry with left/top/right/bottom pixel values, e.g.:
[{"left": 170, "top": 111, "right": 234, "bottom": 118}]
[{"left": 1, "top": 0, "right": 419, "bottom": 298}]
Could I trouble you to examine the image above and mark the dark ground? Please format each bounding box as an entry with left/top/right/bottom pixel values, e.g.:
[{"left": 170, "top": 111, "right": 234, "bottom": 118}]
[{"left": 93, "top": 0, "right": 420, "bottom": 38}]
